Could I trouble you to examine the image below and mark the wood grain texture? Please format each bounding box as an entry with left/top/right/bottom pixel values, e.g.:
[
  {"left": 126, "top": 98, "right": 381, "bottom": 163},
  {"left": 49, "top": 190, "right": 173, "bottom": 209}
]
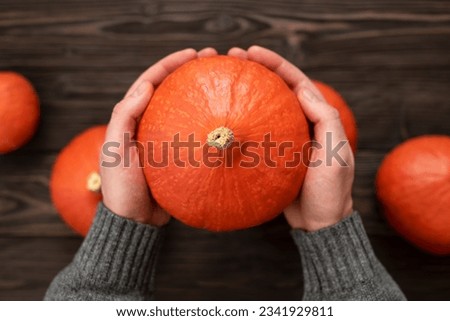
[{"left": 0, "top": 0, "right": 449, "bottom": 300}]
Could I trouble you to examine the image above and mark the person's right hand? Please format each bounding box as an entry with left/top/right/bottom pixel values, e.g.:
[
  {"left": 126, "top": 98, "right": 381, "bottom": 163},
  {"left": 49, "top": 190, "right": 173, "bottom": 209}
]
[{"left": 228, "top": 46, "right": 355, "bottom": 232}]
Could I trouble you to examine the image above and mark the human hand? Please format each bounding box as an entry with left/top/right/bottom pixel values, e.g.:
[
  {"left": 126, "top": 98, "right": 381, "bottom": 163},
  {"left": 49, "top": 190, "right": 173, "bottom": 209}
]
[
  {"left": 101, "top": 47, "right": 218, "bottom": 226},
  {"left": 228, "top": 46, "right": 354, "bottom": 231}
]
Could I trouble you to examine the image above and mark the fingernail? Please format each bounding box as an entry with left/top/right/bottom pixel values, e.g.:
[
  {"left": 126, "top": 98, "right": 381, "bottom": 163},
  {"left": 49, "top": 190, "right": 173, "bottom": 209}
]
[
  {"left": 133, "top": 81, "right": 149, "bottom": 97},
  {"left": 301, "top": 88, "right": 317, "bottom": 102}
]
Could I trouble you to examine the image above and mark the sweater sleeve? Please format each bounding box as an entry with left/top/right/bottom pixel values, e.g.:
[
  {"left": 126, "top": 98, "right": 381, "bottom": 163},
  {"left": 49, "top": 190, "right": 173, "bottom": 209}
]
[
  {"left": 44, "top": 202, "right": 165, "bottom": 301},
  {"left": 291, "top": 211, "right": 406, "bottom": 301}
]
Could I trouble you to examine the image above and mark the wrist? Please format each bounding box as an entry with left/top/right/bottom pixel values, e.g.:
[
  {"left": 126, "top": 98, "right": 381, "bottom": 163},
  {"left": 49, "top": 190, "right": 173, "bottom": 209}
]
[
  {"left": 286, "top": 209, "right": 354, "bottom": 232},
  {"left": 102, "top": 200, "right": 170, "bottom": 227},
  {"left": 298, "top": 217, "right": 350, "bottom": 232}
]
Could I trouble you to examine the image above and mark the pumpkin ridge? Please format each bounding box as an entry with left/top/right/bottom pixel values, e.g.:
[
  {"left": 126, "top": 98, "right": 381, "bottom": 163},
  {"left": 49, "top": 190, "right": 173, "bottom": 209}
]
[
  {"left": 226, "top": 59, "right": 251, "bottom": 130},
  {"left": 240, "top": 70, "right": 283, "bottom": 129}
]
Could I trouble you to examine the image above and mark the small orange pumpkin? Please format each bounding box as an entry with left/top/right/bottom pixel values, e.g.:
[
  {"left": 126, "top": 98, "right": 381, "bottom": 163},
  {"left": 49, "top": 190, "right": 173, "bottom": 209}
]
[
  {"left": 313, "top": 80, "right": 358, "bottom": 152},
  {"left": 138, "top": 56, "right": 310, "bottom": 231},
  {"left": 376, "top": 135, "right": 450, "bottom": 255},
  {"left": 0, "top": 72, "right": 40, "bottom": 153},
  {"left": 50, "top": 125, "right": 107, "bottom": 236}
]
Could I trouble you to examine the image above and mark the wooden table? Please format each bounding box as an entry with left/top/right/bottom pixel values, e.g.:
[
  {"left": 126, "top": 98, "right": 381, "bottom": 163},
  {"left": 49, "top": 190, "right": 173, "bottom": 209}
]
[{"left": 0, "top": 0, "right": 449, "bottom": 300}]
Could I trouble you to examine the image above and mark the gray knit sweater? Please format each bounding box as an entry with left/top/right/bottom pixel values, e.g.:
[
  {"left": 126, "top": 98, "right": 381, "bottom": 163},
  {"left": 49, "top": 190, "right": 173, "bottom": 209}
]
[{"left": 44, "top": 203, "right": 406, "bottom": 300}]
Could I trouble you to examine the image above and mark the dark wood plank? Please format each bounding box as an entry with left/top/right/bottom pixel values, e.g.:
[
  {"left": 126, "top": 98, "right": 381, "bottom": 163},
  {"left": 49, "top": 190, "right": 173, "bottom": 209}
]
[
  {"left": 0, "top": 150, "right": 402, "bottom": 237},
  {"left": 0, "top": 237, "right": 82, "bottom": 300},
  {"left": 156, "top": 219, "right": 303, "bottom": 300},
  {"left": 0, "top": 153, "right": 74, "bottom": 237},
  {"left": 0, "top": 0, "right": 449, "bottom": 151}
]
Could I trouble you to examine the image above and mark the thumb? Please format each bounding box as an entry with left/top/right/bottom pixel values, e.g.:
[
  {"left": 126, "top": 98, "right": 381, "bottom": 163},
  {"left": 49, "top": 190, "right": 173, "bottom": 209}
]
[
  {"left": 105, "top": 81, "right": 153, "bottom": 144},
  {"left": 299, "top": 88, "right": 340, "bottom": 125},
  {"left": 299, "top": 88, "right": 347, "bottom": 140}
]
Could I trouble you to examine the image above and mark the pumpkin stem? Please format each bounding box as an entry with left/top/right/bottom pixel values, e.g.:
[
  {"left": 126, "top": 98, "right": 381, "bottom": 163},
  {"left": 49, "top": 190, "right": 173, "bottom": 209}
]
[
  {"left": 207, "top": 127, "right": 234, "bottom": 150},
  {"left": 87, "top": 171, "right": 102, "bottom": 193}
]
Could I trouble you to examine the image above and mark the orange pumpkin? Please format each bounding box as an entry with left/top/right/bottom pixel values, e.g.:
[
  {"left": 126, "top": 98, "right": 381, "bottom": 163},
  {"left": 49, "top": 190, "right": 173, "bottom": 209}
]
[
  {"left": 376, "top": 135, "right": 450, "bottom": 255},
  {"left": 313, "top": 80, "right": 357, "bottom": 152},
  {"left": 138, "top": 56, "right": 310, "bottom": 231},
  {"left": 0, "top": 72, "right": 40, "bottom": 153},
  {"left": 50, "top": 125, "right": 107, "bottom": 236}
]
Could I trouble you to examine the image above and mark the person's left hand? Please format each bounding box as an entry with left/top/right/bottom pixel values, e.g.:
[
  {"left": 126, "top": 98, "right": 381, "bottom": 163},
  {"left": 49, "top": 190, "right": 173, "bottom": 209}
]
[{"left": 100, "top": 47, "right": 218, "bottom": 226}]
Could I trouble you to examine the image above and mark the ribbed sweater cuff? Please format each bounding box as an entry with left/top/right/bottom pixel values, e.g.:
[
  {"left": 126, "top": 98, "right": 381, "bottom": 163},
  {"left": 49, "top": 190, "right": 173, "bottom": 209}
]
[
  {"left": 291, "top": 212, "right": 379, "bottom": 295},
  {"left": 73, "top": 202, "right": 165, "bottom": 293}
]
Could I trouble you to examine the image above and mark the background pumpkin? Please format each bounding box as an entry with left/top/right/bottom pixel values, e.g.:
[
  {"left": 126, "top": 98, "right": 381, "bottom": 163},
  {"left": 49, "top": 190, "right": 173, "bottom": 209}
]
[
  {"left": 313, "top": 80, "right": 358, "bottom": 152},
  {"left": 376, "top": 135, "right": 450, "bottom": 255},
  {"left": 0, "top": 72, "right": 40, "bottom": 154},
  {"left": 138, "top": 56, "right": 310, "bottom": 231},
  {"left": 50, "top": 125, "right": 107, "bottom": 236}
]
